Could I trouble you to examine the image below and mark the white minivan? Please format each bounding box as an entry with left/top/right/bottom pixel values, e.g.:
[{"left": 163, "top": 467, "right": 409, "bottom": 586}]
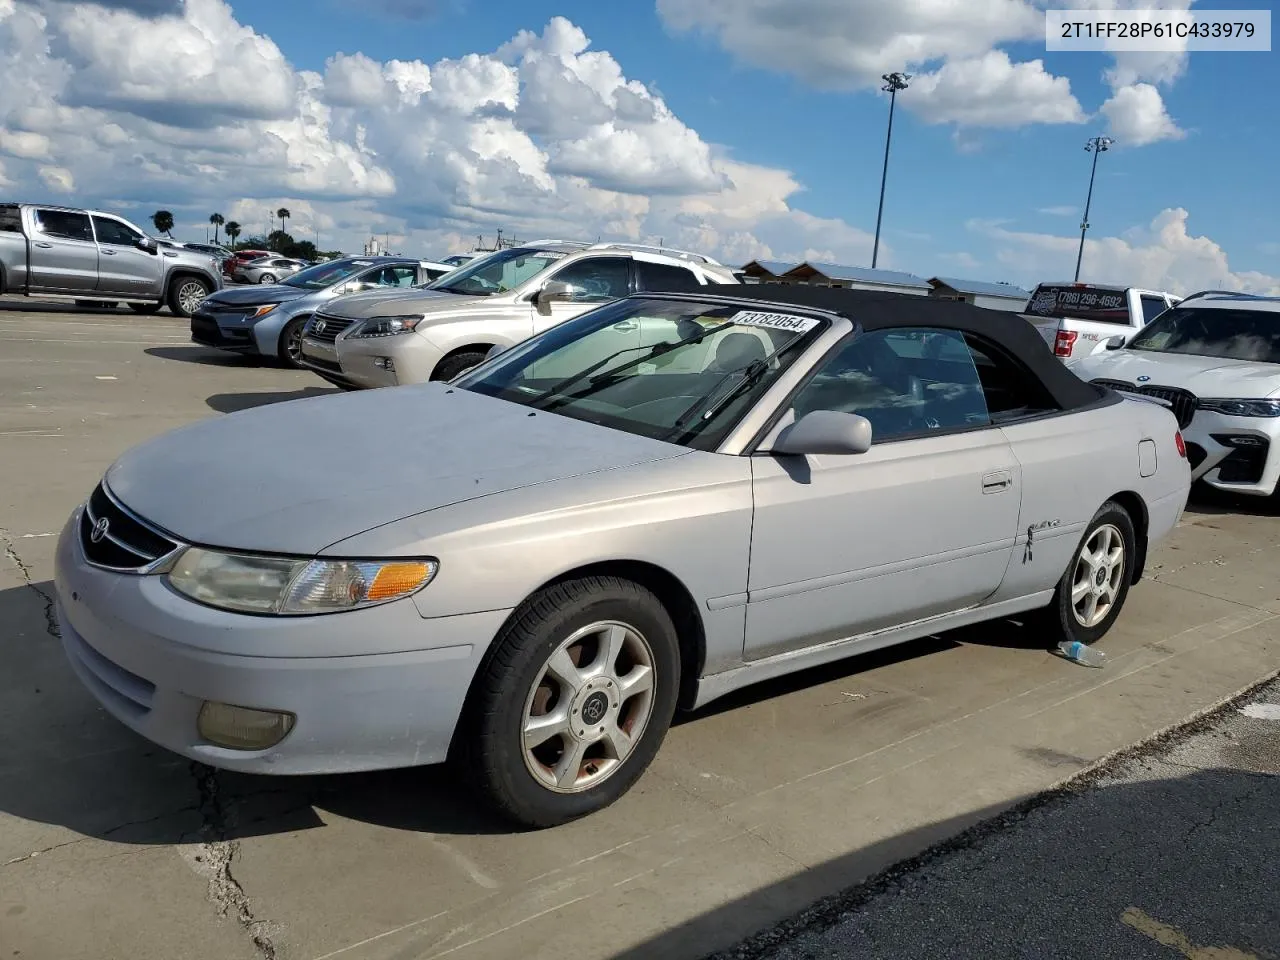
[{"left": 1023, "top": 282, "right": 1181, "bottom": 361}]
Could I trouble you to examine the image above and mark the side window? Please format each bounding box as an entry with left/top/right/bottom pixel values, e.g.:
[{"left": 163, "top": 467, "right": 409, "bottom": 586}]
[
  {"left": 34, "top": 209, "right": 93, "bottom": 242},
  {"left": 388, "top": 265, "right": 417, "bottom": 286},
  {"left": 961, "top": 336, "right": 1061, "bottom": 420},
  {"left": 547, "top": 257, "right": 631, "bottom": 302},
  {"left": 789, "top": 327, "right": 990, "bottom": 442},
  {"left": 635, "top": 261, "right": 702, "bottom": 292},
  {"left": 1139, "top": 295, "right": 1168, "bottom": 324},
  {"left": 91, "top": 216, "right": 143, "bottom": 247}
]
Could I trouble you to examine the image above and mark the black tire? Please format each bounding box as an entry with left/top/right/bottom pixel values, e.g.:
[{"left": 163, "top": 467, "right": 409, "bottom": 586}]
[
  {"left": 167, "top": 276, "right": 211, "bottom": 318},
  {"left": 454, "top": 576, "right": 681, "bottom": 828},
  {"left": 277, "top": 316, "right": 309, "bottom": 368},
  {"left": 431, "top": 350, "right": 488, "bottom": 382},
  {"left": 129, "top": 302, "right": 163, "bottom": 315},
  {"left": 1034, "top": 501, "right": 1137, "bottom": 648}
]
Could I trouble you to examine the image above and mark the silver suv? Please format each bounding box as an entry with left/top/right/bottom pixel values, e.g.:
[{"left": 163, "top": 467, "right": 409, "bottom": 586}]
[
  {"left": 0, "top": 203, "right": 223, "bottom": 316},
  {"left": 298, "top": 241, "right": 737, "bottom": 388}
]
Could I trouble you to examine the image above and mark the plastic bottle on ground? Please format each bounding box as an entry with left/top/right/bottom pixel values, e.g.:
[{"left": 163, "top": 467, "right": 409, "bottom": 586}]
[{"left": 1057, "top": 640, "right": 1106, "bottom": 668}]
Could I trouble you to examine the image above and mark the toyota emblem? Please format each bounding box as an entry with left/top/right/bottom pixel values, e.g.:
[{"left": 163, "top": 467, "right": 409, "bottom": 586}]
[{"left": 90, "top": 517, "right": 110, "bottom": 543}]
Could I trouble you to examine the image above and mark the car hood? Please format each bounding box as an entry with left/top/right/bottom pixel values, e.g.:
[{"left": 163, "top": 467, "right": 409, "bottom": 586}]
[
  {"left": 103, "top": 383, "right": 688, "bottom": 555},
  {"left": 320, "top": 288, "right": 487, "bottom": 319},
  {"left": 1071, "top": 350, "right": 1280, "bottom": 398},
  {"left": 200, "top": 285, "right": 308, "bottom": 307}
]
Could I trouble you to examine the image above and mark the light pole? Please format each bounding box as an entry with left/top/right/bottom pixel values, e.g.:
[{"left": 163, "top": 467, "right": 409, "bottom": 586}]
[
  {"left": 1074, "top": 135, "right": 1115, "bottom": 281},
  {"left": 871, "top": 71, "right": 909, "bottom": 269}
]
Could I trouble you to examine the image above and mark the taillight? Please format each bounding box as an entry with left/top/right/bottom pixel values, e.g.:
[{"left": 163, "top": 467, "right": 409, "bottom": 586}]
[
  {"left": 1054, "top": 330, "right": 1077, "bottom": 357},
  {"left": 1175, "top": 431, "right": 1187, "bottom": 458}
]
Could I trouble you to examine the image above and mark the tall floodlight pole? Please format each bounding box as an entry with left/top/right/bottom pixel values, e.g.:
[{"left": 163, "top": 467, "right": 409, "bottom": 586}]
[
  {"left": 1074, "top": 136, "right": 1115, "bottom": 281},
  {"left": 871, "top": 71, "right": 909, "bottom": 269}
]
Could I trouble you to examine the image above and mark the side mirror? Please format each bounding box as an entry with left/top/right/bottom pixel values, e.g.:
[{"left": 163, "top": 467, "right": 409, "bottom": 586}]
[
  {"left": 485, "top": 344, "right": 507, "bottom": 360},
  {"left": 1104, "top": 335, "right": 1125, "bottom": 350},
  {"left": 535, "top": 280, "right": 574, "bottom": 305},
  {"left": 136, "top": 237, "right": 159, "bottom": 255},
  {"left": 767, "top": 410, "right": 873, "bottom": 456}
]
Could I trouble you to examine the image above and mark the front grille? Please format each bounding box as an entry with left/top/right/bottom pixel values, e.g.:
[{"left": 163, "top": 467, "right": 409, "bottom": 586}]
[
  {"left": 306, "top": 313, "right": 356, "bottom": 343},
  {"left": 79, "top": 483, "right": 180, "bottom": 571},
  {"left": 1090, "top": 379, "right": 1197, "bottom": 429}
]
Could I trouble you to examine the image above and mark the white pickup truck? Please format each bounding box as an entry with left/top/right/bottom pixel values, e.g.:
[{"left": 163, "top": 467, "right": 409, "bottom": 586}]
[{"left": 1022, "top": 281, "right": 1181, "bottom": 362}]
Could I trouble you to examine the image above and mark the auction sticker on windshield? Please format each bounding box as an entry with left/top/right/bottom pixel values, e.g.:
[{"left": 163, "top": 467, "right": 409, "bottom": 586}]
[{"left": 729, "top": 311, "right": 819, "bottom": 332}]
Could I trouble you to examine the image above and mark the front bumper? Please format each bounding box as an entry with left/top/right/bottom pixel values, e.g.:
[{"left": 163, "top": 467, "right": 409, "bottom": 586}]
[
  {"left": 190, "top": 311, "right": 262, "bottom": 355},
  {"left": 334, "top": 332, "right": 444, "bottom": 388},
  {"left": 1182, "top": 411, "right": 1280, "bottom": 496},
  {"left": 298, "top": 335, "right": 360, "bottom": 388},
  {"left": 54, "top": 511, "right": 508, "bottom": 774}
]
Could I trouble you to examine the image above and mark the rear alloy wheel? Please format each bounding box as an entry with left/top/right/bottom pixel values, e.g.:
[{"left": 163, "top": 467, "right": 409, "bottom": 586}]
[
  {"left": 456, "top": 576, "right": 680, "bottom": 828},
  {"left": 258, "top": 274, "right": 277, "bottom": 284},
  {"left": 168, "top": 277, "right": 211, "bottom": 318},
  {"left": 431, "top": 350, "right": 488, "bottom": 382},
  {"left": 1036, "top": 502, "right": 1136, "bottom": 648},
  {"left": 278, "top": 316, "right": 308, "bottom": 368}
]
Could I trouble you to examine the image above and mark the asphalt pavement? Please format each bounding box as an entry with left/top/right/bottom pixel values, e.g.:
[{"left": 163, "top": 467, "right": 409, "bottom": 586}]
[{"left": 716, "top": 676, "right": 1280, "bottom": 960}]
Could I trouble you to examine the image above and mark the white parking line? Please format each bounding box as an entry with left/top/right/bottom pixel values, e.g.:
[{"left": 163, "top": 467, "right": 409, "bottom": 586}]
[{"left": 1239, "top": 703, "right": 1280, "bottom": 720}]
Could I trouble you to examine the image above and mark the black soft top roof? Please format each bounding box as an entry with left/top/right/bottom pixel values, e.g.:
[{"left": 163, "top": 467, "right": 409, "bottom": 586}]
[{"left": 697, "top": 283, "right": 1106, "bottom": 411}]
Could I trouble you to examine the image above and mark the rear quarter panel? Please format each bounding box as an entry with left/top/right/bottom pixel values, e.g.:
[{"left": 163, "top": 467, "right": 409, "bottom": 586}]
[{"left": 990, "top": 395, "right": 1186, "bottom": 602}]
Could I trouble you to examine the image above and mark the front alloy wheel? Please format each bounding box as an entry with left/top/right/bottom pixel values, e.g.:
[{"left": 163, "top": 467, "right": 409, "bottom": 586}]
[
  {"left": 455, "top": 576, "right": 680, "bottom": 828},
  {"left": 521, "top": 621, "right": 656, "bottom": 793}
]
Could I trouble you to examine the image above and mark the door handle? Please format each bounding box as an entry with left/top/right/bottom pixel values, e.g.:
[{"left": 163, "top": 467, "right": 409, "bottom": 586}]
[
  {"left": 981, "top": 471, "right": 1012, "bottom": 493},
  {"left": 101, "top": 249, "right": 116, "bottom": 255},
  {"left": 612, "top": 320, "right": 637, "bottom": 331},
  {"left": 34, "top": 241, "right": 53, "bottom": 248}
]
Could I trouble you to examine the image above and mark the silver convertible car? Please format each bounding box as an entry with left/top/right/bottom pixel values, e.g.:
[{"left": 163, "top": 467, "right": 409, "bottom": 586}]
[{"left": 54, "top": 286, "right": 1190, "bottom": 827}]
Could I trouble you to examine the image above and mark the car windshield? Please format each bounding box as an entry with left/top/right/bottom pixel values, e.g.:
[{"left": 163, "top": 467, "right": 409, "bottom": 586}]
[
  {"left": 1126, "top": 306, "right": 1280, "bottom": 363},
  {"left": 282, "top": 260, "right": 375, "bottom": 289},
  {"left": 428, "top": 247, "right": 567, "bottom": 296},
  {"left": 454, "top": 297, "right": 828, "bottom": 450}
]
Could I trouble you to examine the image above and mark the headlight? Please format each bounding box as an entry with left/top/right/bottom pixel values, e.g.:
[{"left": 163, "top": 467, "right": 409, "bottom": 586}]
[
  {"left": 1197, "top": 398, "right": 1280, "bottom": 417},
  {"left": 348, "top": 315, "right": 423, "bottom": 339},
  {"left": 247, "top": 304, "right": 278, "bottom": 318},
  {"left": 167, "top": 547, "right": 438, "bottom": 615}
]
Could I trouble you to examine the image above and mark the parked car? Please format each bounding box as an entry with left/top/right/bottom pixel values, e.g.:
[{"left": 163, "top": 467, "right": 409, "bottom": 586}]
[
  {"left": 233, "top": 256, "right": 307, "bottom": 285},
  {"left": 191, "top": 256, "right": 448, "bottom": 367},
  {"left": 0, "top": 203, "right": 222, "bottom": 317},
  {"left": 299, "top": 241, "right": 739, "bottom": 389},
  {"left": 1023, "top": 281, "right": 1181, "bottom": 361},
  {"left": 53, "top": 284, "right": 1188, "bottom": 827},
  {"left": 1070, "top": 291, "right": 1280, "bottom": 497},
  {"left": 222, "top": 249, "right": 272, "bottom": 280}
]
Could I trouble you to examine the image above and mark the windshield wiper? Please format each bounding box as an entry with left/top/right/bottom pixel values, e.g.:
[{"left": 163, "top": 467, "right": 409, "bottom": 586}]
[
  {"left": 532, "top": 320, "right": 736, "bottom": 410},
  {"left": 664, "top": 337, "right": 801, "bottom": 442}
]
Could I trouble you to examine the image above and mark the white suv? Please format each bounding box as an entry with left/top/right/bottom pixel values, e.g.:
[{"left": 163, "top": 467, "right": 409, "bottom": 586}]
[
  {"left": 299, "top": 241, "right": 737, "bottom": 388},
  {"left": 1071, "top": 291, "right": 1280, "bottom": 497}
]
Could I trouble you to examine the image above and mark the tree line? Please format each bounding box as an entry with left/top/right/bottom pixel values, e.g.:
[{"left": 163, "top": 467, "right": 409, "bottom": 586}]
[{"left": 149, "top": 207, "right": 343, "bottom": 261}]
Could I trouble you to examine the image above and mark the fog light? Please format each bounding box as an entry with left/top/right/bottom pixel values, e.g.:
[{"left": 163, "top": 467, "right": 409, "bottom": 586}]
[
  {"left": 197, "top": 701, "right": 295, "bottom": 750},
  {"left": 372, "top": 356, "right": 395, "bottom": 371}
]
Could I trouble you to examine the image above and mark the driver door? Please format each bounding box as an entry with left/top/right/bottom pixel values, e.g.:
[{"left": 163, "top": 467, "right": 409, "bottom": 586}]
[
  {"left": 533, "top": 256, "right": 634, "bottom": 335},
  {"left": 744, "top": 327, "right": 1022, "bottom": 660}
]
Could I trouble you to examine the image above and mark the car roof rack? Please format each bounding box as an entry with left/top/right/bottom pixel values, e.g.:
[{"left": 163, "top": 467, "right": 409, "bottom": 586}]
[
  {"left": 585, "top": 242, "right": 722, "bottom": 265},
  {"left": 521, "top": 239, "right": 593, "bottom": 247}
]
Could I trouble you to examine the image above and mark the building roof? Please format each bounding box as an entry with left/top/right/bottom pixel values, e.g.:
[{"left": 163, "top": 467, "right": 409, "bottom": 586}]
[
  {"left": 697, "top": 283, "right": 1106, "bottom": 412},
  {"left": 930, "top": 277, "right": 1031, "bottom": 300},
  {"left": 739, "top": 259, "right": 799, "bottom": 276},
  {"left": 783, "top": 262, "right": 931, "bottom": 289}
]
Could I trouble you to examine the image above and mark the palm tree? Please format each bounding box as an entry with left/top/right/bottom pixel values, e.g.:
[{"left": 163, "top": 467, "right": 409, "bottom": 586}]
[
  {"left": 151, "top": 210, "right": 174, "bottom": 236},
  {"left": 276, "top": 207, "right": 290, "bottom": 236},
  {"left": 209, "top": 212, "right": 225, "bottom": 244},
  {"left": 224, "top": 221, "right": 241, "bottom": 248}
]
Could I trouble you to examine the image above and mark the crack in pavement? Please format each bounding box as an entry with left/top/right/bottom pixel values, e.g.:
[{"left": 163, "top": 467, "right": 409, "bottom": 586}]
[
  {"left": 2, "top": 804, "right": 203, "bottom": 868},
  {"left": 188, "top": 762, "right": 280, "bottom": 960},
  {"left": 1, "top": 527, "right": 60, "bottom": 639}
]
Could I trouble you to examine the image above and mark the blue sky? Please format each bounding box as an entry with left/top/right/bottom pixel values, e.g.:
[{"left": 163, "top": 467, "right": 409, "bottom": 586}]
[{"left": 1, "top": 0, "right": 1276, "bottom": 292}]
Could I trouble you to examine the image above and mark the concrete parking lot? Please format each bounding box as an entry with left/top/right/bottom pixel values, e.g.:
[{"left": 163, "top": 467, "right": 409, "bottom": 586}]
[{"left": 1, "top": 302, "right": 1277, "bottom": 960}]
